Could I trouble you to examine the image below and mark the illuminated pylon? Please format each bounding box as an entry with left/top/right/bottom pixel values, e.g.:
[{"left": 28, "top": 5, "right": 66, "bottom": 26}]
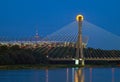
[{"left": 75, "top": 14, "right": 84, "bottom": 66}]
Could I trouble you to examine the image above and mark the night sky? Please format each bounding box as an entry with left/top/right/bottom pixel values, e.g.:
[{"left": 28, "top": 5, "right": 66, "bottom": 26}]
[{"left": 0, "top": 0, "right": 120, "bottom": 38}]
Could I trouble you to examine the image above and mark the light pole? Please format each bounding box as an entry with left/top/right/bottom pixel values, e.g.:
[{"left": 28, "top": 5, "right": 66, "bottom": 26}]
[{"left": 75, "top": 14, "right": 84, "bottom": 66}]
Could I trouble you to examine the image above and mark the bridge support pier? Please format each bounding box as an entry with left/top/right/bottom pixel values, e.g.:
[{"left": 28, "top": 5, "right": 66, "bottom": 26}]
[
  {"left": 75, "top": 59, "right": 79, "bottom": 65},
  {"left": 81, "top": 59, "right": 85, "bottom": 66},
  {"left": 75, "top": 59, "right": 85, "bottom": 66}
]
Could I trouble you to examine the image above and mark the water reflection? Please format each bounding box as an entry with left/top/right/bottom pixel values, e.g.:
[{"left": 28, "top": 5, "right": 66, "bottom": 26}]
[
  {"left": 112, "top": 68, "right": 115, "bottom": 82},
  {"left": 46, "top": 69, "right": 48, "bottom": 82},
  {"left": 89, "top": 68, "right": 92, "bottom": 82},
  {"left": 0, "top": 67, "right": 118, "bottom": 82},
  {"left": 69, "top": 67, "right": 116, "bottom": 82},
  {"left": 66, "top": 68, "right": 69, "bottom": 82},
  {"left": 72, "top": 68, "right": 84, "bottom": 82}
]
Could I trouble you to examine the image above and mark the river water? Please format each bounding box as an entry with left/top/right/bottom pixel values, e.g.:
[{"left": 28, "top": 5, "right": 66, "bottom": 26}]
[{"left": 0, "top": 67, "right": 119, "bottom": 82}]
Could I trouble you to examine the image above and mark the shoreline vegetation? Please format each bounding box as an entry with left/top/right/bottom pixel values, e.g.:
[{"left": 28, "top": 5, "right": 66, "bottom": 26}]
[{"left": 0, "top": 45, "right": 120, "bottom": 69}]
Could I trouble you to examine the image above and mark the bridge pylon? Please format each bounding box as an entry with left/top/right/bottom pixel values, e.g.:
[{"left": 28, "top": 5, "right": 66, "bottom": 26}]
[{"left": 75, "top": 14, "right": 84, "bottom": 66}]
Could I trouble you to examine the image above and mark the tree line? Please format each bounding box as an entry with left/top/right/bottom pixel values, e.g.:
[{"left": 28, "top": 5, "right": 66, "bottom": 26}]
[
  {"left": 0, "top": 45, "right": 120, "bottom": 65},
  {"left": 0, "top": 45, "right": 48, "bottom": 65}
]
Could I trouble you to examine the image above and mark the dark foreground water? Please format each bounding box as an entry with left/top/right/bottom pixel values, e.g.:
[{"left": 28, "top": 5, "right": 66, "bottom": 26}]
[{"left": 0, "top": 67, "right": 120, "bottom": 82}]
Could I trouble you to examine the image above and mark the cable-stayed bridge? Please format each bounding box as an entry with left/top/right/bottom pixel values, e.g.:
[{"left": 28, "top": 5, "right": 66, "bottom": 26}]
[
  {"left": 34, "top": 46, "right": 120, "bottom": 65},
  {"left": 1, "top": 21, "right": 120, "bottom": 49},
  {"left": 0, "top": 15, "right": 120, "bottom": 65}
]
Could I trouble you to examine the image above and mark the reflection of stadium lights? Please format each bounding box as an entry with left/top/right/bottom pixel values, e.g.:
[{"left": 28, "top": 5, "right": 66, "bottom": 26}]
[{"left": 76, "top": 15, "right": 84, "bottom": 22}]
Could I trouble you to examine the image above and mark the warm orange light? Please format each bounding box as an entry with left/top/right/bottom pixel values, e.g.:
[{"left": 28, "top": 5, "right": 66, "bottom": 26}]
[{"left": 76, "top": 15, "right": 84, "bottom": 22}]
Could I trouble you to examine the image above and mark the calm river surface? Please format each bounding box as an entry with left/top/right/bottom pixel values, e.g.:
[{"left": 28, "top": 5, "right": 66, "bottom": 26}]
[{"left": 0, "top": 67, "right": 120, "bottom": 82}]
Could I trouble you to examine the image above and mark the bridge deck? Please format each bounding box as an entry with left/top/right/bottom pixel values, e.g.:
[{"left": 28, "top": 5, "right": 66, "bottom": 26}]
[{"left": 49, "top": 58, "right": 120, "bottom": 61}]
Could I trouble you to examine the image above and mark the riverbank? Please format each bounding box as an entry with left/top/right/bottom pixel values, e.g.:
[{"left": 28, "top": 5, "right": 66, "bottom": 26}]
[
  {"left": 0, "top": 64, "right": 119, "bottom": 70},
  {"left": 0, "top": 64, "right": 80, "bottom": 70}
]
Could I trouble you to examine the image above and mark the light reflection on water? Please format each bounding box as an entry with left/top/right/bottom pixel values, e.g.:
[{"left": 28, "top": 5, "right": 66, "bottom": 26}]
[
  {"left": 72, "top": 68, "right": 84, "bottom": 82},
  {"left": 0, "top": 67, "right": 120, "bottom": 82},
  {"left": 45, "top": 68, "right": 120, "bottom": 82}
]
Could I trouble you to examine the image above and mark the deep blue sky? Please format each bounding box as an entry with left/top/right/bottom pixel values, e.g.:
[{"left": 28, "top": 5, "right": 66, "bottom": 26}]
[{"left": 0, "top": 0, "right": 120, "bottom": 38}]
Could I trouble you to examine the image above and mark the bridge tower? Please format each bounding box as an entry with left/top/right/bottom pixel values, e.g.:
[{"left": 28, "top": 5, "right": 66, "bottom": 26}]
[
  {"left": 34, "top": 26, "right": 40, "bottom": 43},
  {"left": 34, "top": 27, "right": 39, "bottom": 40},
  {"left": 75, "top": 14, "right": 84, "bottom": 66}
]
